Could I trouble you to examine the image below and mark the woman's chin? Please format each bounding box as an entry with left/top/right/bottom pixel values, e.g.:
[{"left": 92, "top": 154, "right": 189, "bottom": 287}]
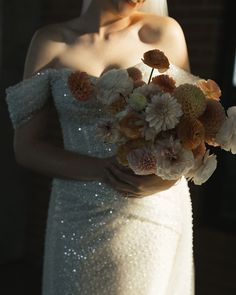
[{"left": 115, "top": 0, "right": 139, "bottom": 15}]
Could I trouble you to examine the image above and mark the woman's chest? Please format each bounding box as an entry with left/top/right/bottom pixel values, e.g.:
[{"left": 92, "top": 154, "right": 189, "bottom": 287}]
[{"left": 54, "top": 25, "right": 161, "bottom": 77}]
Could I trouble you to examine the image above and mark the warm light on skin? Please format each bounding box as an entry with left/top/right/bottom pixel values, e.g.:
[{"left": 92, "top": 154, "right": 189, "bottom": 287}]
[{"left": 81, "top": 0, "right": 145, "bottom": 36}]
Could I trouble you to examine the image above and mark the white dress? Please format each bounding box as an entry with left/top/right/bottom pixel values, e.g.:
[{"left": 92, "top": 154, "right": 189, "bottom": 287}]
[{"left": 5, "top": 62, "right": 200, "bottom": 295}]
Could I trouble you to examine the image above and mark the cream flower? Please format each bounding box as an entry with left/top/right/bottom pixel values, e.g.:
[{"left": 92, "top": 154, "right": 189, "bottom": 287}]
[
  {"left": 154, "top": 137, "right": 195, "bottom": 180},
  {"left": 127, "top": 147, "right": 157, "bottom": 175},
  {"left": 133, "top": 83, "right": 162, "bottom": 99},
  {"left": 145, "top": 93, "right": 183, "bottom": 134},
  {"left": 187, "top": 150, "right": 217, "bottom": 185},
  {"left": 215, "top": 106, "right": 236, "bottom": 154},
  {"left": 96, "top": 69, "right": 134, "bottom": 105}
]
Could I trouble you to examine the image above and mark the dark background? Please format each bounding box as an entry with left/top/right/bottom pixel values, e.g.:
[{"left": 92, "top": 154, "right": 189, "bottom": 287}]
[{"left": 1, "top": 0, "right": 236, "bottom": 294}]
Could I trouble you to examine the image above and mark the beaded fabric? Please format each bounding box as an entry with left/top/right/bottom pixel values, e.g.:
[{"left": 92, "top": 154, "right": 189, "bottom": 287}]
[{"left": 5, "top": 63, "right": 199, "bottom": 295}]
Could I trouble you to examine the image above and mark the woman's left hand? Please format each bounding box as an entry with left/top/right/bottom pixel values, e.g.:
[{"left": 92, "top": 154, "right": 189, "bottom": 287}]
[{"left": 107, "top": 160, "right": 179, "bottom": 198}]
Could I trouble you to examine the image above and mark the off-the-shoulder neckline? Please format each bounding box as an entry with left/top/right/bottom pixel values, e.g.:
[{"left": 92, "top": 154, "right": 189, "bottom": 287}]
[{"left": 35, "top": 61, "right": 146, "bottom": 79}]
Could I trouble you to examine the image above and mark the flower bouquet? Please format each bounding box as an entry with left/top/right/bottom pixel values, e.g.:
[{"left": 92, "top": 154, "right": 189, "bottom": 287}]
[{"left": 68, "top": 49, "right": 236, "bottom": 185}]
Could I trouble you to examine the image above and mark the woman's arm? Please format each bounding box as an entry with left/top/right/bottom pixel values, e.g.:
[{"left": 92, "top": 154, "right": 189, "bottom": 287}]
[
  {"left": 14, "top": 25, "right": 177, "bottom": 197},
  {"left": 161, "top": 16, "right": 191, "bottom": 72},
  {"left": 14, "top": 25, "right": 106, "bottom": 182}
]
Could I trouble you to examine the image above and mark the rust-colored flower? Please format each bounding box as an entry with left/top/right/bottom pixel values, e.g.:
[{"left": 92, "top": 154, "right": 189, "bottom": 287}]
[
  {"left": 152, "top": 74, "right": 176, "bottom": 93},
  {"left": 127, "top": 67, "right": 143, "bottom": 82},
  {"left": 196, "top": 79, "right": 222, "bottom": 100},
  {"left": 141, "top": 49, "right": 170, "bottom": 72},
  {"left": 176, "top": 117, "right": 205, "bottom": 150},
  {"left": 198, "top": 98, "right": 226, "bottom": 146},
  {"left": 105, "top": 95, "right": 127, "bottom": 115},
  {"left": 118, "top": 111, "right": 145, "bottom": 139},
  {"left": 116, "top": 138, "right": 147, "bottom": 166},
  {"left": 68, "top": 71, "right": 94, "bottom": 101}
]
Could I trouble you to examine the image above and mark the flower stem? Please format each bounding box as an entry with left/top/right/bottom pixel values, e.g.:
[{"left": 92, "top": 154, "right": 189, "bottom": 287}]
[{"left": 148, "top": 68, "right": 154, "bottom": 84}]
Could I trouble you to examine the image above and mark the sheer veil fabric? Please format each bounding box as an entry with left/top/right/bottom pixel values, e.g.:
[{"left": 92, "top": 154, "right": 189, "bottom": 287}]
[{"left": 81, "top": 0, "right": 169, "bottom": 17}]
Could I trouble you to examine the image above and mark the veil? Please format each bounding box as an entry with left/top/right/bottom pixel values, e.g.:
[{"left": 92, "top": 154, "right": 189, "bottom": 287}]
[{"left": 81, "top": 0, "right": 169, "bottom": 17}]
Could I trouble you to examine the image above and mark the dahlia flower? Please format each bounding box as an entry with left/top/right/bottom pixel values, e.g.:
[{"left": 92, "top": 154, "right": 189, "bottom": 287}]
[
  {"left": 152, "top": 74, "right": 176, "bottom": 93},
  {"left": 173, "top": 84, "right": 207, "bottom": 118},
  {"left": 154, "top": 137, "right": 195, "bottom": 180},
  {"left": 68, "top": 71, "right": 94, "bottom": 101},
  {"left": 199, "top": 98, "right": 226, "bottom": 146},
  {"left": 127, "top": 147, "right": 157, "bottom": 175},
  {"left": 145, "top": 93, "right": 183, "bottom": 133},
  {"left": 176, "top": 118, "right": 205, "bottom": 150}
]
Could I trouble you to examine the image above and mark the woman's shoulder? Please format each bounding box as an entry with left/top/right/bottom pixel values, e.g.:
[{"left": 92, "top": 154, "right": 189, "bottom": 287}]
[
  {"left": 137, "top": 12, "right": 182, "bottom": 31},
  {"left": 33, "top": 22, "right": 68, "bottom": 45},
  {"left": 24, "top": 23, "right": 68, "bottom": 78}
]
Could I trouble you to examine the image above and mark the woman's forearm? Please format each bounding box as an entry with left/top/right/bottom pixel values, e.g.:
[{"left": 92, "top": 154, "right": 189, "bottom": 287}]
[{"left": 14, "top": 140, "right": 103, "bottom": 181}]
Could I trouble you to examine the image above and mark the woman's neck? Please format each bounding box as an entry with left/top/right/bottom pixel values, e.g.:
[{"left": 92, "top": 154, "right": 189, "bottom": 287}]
[{"left": 73, "top": 1, "right": 137, "bottom": 40}]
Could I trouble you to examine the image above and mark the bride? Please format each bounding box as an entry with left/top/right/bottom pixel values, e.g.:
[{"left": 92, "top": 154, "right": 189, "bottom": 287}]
[{"left": 5, "top": 0, "right": 196, "bottom": 294}]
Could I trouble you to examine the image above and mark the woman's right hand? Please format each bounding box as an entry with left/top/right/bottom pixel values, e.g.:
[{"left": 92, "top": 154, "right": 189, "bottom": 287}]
[
  {"left": 95, "top": 155, "right": 141, "bottom": 197},
  {"left": 95, "top": 155, "right": 178, "bottom": 198}
]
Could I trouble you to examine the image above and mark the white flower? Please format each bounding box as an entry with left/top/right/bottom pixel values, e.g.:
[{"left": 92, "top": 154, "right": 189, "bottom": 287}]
[
  {"left": 187, "top": 150, "right": 217, "bottom": 185},
  {"left": 95, "top": 119, "right": 123, "bottom": 144},
  {"left": 133, "top": 83, "right": 162, "bottom": 99},
  {"left": 145, "top": 93, "right": 183, "bottom": 134},
  {"left": 96, "top": 69, "right": 133, "bottom": 105},
  {"left": 154, "top": 137, "right": 195, "bottom": 180},
  {"left": 216, "top": 106, "right": 236, "bottom": 154}
]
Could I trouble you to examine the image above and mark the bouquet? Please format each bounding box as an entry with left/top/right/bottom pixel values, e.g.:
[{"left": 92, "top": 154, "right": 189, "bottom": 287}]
[{"left": 68, "top": 49, "right": 236, "bottom": 185}]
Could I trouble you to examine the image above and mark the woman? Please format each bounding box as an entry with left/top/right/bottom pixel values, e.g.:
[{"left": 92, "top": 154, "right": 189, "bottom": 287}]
[{"left": 5, "top": 0, "right": 197, "bottom": 294}]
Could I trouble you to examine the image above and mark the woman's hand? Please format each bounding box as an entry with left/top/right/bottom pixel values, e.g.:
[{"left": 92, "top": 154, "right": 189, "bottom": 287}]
[{"left": 98, "top": 155, "right": 179, "bottom": 198}]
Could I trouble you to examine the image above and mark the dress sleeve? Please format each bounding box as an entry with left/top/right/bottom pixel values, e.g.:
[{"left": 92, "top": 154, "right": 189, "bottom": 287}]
[{"left": 5, "top": 68, "right": 54, "bottom": 130}]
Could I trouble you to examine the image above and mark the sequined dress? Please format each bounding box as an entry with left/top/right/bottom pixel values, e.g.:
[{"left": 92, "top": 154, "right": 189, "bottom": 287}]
[{"left": 5, "top": 62, "right": 200, "bottom": 295}]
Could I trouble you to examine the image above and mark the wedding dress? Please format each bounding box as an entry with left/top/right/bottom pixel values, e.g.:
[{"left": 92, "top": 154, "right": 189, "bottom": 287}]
[{"left": 5, "top": 62, "right": 199, "bottom": 295}]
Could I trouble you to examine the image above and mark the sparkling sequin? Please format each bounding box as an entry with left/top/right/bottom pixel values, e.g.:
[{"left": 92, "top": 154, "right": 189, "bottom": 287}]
[{"left": 5, "top": 63, "right": 197, "bottom": 295}]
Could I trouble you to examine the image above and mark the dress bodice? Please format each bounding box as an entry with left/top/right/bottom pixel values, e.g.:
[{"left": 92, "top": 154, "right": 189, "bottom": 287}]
[{"left": 5, "top": 62, "right": 200, "bottom": 160}]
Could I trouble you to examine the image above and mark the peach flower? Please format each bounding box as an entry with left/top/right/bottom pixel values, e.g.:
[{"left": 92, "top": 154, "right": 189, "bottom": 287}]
[
  {"left": 118, "top": 111, "right": 146, "bottom": 139},
  {"left": 176, "top": 118, "right": 205, "bottom": 150},
  {"left": 116, "top": 138, "right": 148, "bottom": 166},
  {"left": 196, "top": 79, "right": 222, "bottom": 100},
  {"left": 68, "top": 71, "right": 94, "bottom": 101}
]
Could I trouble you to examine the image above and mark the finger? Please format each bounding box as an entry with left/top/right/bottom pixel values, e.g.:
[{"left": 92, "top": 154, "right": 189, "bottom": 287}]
[
  {"left": 104, "top": 168, "right": 139, "bottom": 195},
  {"left": 109, "top": 164, "right": 142, "bottom": 188}
]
